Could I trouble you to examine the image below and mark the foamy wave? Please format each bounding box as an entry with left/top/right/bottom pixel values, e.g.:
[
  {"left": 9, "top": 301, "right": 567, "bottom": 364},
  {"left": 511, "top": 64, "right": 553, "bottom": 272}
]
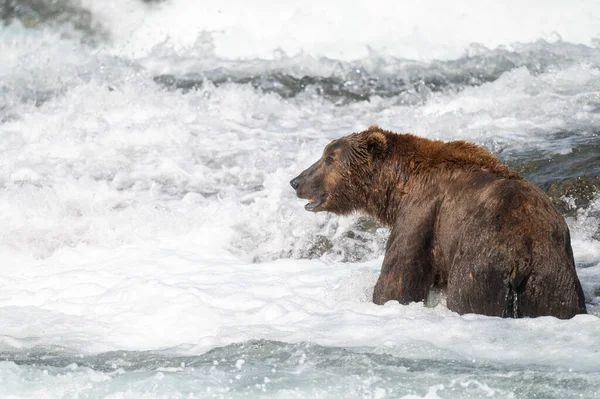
[{"left": 81, "top": 0, "right": 600, "bottom": 60}]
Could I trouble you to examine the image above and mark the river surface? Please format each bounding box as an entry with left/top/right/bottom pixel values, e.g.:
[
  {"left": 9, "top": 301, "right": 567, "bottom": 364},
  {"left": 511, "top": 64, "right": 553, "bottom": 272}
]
[{"left": 1, "top": 1, "right": 600, "bottom": 397}]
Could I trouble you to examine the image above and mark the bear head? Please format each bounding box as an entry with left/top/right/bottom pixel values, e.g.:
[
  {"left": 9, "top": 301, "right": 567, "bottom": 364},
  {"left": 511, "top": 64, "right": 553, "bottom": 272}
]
[{"left": 290, "top": 126, "right": 388, "bottom": 215}]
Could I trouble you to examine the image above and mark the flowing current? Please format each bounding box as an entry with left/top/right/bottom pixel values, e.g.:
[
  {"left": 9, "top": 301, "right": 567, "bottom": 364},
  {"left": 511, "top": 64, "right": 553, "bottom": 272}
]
[{"left": 1, "top": 1, "right": 600, "bottom": 398}]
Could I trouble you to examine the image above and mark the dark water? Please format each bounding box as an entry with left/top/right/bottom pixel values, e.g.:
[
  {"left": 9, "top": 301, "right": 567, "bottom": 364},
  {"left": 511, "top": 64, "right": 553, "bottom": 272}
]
[
  {"left": 2, "top": 341, "right": 599, "bottom": 398},
  {"left": 154, "top": 40, "right": 600, "bottom": 105}
]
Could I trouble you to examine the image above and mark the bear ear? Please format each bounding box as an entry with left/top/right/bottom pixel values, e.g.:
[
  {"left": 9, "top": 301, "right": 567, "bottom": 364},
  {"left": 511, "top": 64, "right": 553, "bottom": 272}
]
[{"left": 367, "top": 131, "right": 387, "bottom": 158}]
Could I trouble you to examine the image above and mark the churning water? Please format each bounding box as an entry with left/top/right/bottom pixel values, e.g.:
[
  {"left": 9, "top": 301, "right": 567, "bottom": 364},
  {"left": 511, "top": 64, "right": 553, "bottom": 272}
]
[{"left": 1, "top": 0, "right": 600, "bottom": 397}]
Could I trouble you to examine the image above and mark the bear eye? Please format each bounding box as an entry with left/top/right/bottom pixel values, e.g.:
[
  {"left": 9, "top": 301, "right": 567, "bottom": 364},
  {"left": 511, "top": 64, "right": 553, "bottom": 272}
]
[{"left": 325, "top": 155, "right": 334, "bottom": 165}]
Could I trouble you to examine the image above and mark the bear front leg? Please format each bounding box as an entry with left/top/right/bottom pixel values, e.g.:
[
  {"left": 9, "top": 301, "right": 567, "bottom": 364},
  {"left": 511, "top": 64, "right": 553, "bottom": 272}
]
[{"left": 373, "top": 220, "right": 437, "bottom": 306}]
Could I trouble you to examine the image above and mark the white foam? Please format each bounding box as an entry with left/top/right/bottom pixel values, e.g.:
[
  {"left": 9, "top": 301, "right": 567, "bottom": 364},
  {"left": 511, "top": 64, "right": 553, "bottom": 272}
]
[
  {"left": 83, "top": 0, "right": 600, "bottom": 60},
  {"left": 569, "top": 194, "right": 600, "bottom": 302},
  {"left": 1, "top": 4, "right": 600, "bottom": 396},
  {"left": 1, "top": 244, "right": 599, "bottom": 371}
]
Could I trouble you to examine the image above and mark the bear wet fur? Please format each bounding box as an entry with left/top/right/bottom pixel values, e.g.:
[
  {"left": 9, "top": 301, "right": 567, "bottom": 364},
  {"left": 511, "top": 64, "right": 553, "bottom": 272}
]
[{"left": 290, "top": 125, "right": 587, "bottom": 319}]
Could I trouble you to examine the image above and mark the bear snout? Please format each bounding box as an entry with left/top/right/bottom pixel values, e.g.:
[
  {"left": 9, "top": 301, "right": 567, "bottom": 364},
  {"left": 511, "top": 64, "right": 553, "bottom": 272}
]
[{"left": 290, "top": 177, "right": 300, "bottom": 190}]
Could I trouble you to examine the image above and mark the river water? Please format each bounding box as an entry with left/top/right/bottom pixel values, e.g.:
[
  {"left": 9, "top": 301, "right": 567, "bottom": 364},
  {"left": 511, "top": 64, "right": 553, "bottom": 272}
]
[{"left": 1, "top": 0, "right": 600, "bottom": 397}]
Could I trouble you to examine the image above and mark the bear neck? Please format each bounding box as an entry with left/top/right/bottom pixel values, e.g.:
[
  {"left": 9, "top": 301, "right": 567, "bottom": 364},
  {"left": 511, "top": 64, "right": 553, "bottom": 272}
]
[{"left": 361, "top": 133, "right": 521, "bottom": 226}]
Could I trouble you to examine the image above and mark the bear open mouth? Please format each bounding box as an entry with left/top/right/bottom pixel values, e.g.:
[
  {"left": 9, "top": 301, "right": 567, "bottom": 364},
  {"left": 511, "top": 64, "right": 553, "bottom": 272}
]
[{"left": 305, "top": 193, "right": 327, "bottom": 212}]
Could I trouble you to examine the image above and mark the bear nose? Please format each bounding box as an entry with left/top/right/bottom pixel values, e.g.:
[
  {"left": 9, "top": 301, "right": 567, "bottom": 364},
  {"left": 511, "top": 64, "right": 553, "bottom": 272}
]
[{"left": 290, "top": 178, "right": 300, "bottom": 190}]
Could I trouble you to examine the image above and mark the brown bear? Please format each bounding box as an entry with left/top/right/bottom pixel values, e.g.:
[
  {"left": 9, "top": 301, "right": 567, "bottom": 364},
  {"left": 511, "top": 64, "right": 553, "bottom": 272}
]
[{"left": 290, "top": 125, "right": 587, "bottom": 319}]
